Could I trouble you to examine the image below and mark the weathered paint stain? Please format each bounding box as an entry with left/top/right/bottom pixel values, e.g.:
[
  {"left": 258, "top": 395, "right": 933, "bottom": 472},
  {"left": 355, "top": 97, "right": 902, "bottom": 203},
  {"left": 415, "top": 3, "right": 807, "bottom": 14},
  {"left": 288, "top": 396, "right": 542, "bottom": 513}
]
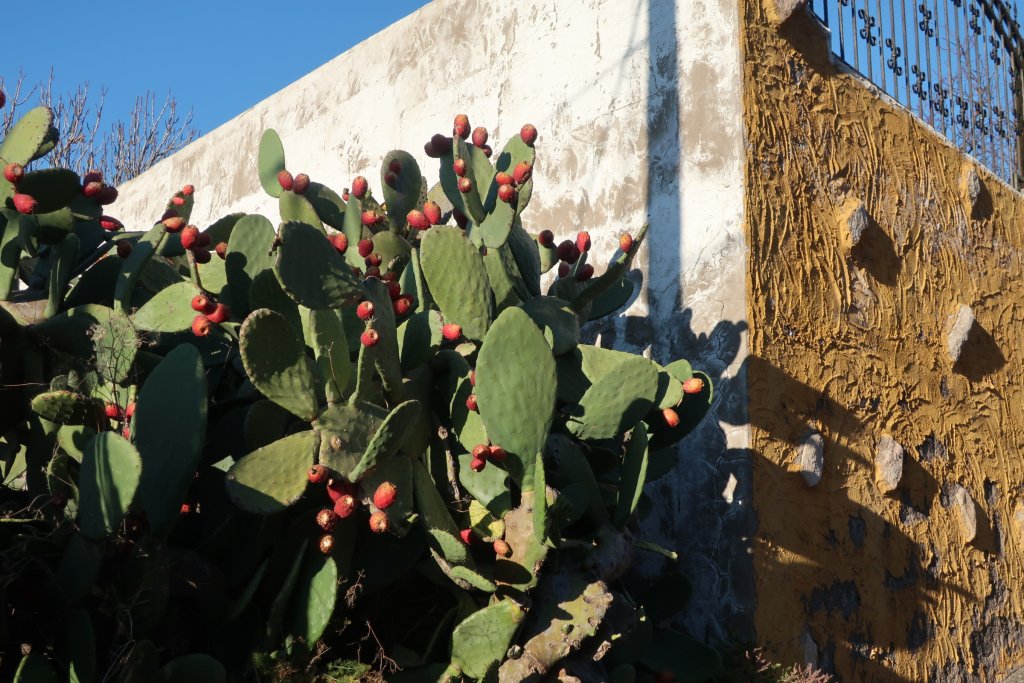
[{"left": 742, "top": 3, "right": 1024, "bottom": 680}]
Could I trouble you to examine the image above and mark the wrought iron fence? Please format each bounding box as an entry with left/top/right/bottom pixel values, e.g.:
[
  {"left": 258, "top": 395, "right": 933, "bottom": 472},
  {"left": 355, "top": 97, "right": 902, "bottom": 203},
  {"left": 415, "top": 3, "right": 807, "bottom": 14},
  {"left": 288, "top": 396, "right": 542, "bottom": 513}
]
[{"left": 808, "top": 0, "right": 1024, "bottom": 188}]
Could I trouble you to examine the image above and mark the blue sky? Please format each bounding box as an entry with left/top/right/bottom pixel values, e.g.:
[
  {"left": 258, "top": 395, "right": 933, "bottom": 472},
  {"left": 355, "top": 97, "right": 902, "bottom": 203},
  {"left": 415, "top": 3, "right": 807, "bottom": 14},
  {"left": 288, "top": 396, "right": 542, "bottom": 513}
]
[{"left": 4, "top": 1, "right": 431, "bottom": 135}]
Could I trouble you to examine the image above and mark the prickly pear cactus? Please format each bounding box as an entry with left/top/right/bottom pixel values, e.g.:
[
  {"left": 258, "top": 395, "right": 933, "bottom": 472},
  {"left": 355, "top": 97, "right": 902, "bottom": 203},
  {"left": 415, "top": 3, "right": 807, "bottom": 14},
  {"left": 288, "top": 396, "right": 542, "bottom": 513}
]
[{"left": 0, "top": 108, "right": 719, "bottom": 683}]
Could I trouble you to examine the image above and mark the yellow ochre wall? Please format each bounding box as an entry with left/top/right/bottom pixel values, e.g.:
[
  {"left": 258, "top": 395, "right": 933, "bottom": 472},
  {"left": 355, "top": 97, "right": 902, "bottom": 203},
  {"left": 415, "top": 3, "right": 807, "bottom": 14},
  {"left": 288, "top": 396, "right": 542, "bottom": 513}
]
[{"left": 742, "top": 3, "right": 1024, "bottom": 681}]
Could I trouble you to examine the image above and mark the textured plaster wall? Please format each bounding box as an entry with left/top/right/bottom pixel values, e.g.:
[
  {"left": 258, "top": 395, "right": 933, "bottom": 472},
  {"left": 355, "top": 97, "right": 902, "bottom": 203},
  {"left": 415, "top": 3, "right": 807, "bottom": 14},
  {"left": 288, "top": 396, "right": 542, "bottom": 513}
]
[
  {"left": 743, "top": 4, "right": 1024, "bottom": 681},
  {"left": 117, "top": 0, "right": 752, "bottom": 644}
]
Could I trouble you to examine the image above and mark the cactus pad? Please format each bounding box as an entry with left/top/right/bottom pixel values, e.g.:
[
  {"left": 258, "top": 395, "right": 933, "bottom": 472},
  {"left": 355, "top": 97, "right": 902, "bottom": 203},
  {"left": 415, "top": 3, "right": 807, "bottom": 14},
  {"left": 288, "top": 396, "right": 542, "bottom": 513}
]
[
  {"left": 258, "top": 129, "right": 286, "bottom": 198},
  {"left": 130, "top": 281, "right": 202, "bottom": 332},
  {"left": 274, "top": 221, "right": 362, "bottom": 310},
  {"left": 0, "top": 107, "right": 54, "bottom": 166},
  {"left": 226, "top": 430, "right": 318, "bottom": 514},
  {"left": 565, "top": 355, "right": 659, "bottom": 440},
  {"left": 522, "top": 296, "right": 580, "bottom": 355},
  {"left": 449, "top": 599, "right": 524, "bottom": 679},
  {"left": 78, "top": 431, "right": 142, "bottom": 539},
  {"left": 419, "top": 226, "right": 491, "bottom": 340},
  {"left": 240, "top": 308, "right": 319, "bottom": 421}
]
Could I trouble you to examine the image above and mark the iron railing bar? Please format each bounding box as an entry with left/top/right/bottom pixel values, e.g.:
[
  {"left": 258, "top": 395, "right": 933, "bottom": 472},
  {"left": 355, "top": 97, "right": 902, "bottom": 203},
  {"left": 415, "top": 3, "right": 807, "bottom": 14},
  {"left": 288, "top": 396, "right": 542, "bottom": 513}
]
[
  {"left": 943, "top": 0, "right": 956, "bottom": 142},
  {"left": 901, "top": 0, "right": 912, "bottom": 106},
  {"left": 952, "top": 0, "right": 965, "bottom": 149},
  {"left": 853, "top": 0, "right": 861, "bottom": 71}
]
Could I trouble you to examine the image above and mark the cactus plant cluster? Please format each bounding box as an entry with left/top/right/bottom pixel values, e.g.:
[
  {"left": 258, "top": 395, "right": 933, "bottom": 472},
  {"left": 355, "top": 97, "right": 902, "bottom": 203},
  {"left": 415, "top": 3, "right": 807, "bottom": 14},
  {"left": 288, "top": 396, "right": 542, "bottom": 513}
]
[{"left": 0, "top": 104, "right": 719, "bottom": 683}]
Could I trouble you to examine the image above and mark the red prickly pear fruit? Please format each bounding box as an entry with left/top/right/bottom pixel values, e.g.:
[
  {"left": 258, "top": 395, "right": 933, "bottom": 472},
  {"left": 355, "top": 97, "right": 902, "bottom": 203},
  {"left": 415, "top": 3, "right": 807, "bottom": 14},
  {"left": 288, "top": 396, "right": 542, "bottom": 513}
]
[
  {"left": 293, "top": 173, "right": 310, "bottom": 194},
  {"left": 191, "top": 294, "right": 216, "bottom": 314},
  {"left": 182, "top": 184, "right": 195, "bottom": 196},
  {"left": 497, "top": 184, "right": 516, "bottom": 203},
  {"left": 99, "top": 216, "right": 123, "bottom": 232},
  {"left": 83, "top": 181, "right": 104, "bottom": 198},
  {"left": 361, "top": 210, "right": 380, "bottom": 226},
  {"left": 423, "top": 201, "right": 442, "bottom": 225},
  {"left": 207, "top": 303, "right": 230, "bottom": 324},
  {"left": 360, "top": 329, "right": 380, "bottom": 347},
  {"left": 493, "top": 539, "right": 513, "bottom": 557},
  {"left": 125, "top": 402, "right": 136, "bottom": 419},
  {"left": 471, "top": 444, "right": 490, "bottom": 460},
  {"left": 373, "top": 481, "right": 398, "bottom": 510},
  {"left": 538, "top": 230, "right": 554, "bottom": 247},
  {"left": 180, "top": 225, "right": 200, "bottom": 250},
  {"left": 104, "top": 403, "right": 121, "bottom": 419},
  {"left": 215, "top": 242, "right": 228, "bottom": 259},
  {"left": 162, "top": 216, "right": 185, "bottom": 233},
  {"left": 83, "top": 170, "right": 103, "bottom": 185},
  {"left": 325, "top": 478, "right": 347, "bottom": 502},
  {"left": 427, "top": 133, "right": 454, "bottom": 157},
  {"left": 392, "top": 295, "right": 413, "bottom": 317},
  {"left": 316, "top": 508, "right": 339, "bottom": 531},
  {"left": 180, "top": 503, "right": 192, "bottom": 515},
  {"left": 171, "top": 196, "right": 186, "bottom": 206},
  {"left": 512, "top": 160, "right": 533, "bottom": 185},
  {"left": 682, "top": 377, "right": 705, "bottom": 394},
  {"left": 194, "top": 247, "right": 212, "bottom": 264},
  {"left": 619, "top": 233, "right": 634, "bottom": 252},
  {"left": 330, "top": 233, "right": 348, "bottom": 253},
  {"left": 452, "top": 158, "right": 468, "bottom": 177},
  {"left": 457, "top": 177, "right": 472, "bottom": 194},
  {"left": 441, "top": 323, "right": 462, "bottom": 341},
  {"left": 96, "top": 185, "right": 118, "bottom": 205},
  {"left": 381, "top": 271, "right": 397, "bottom": 282},
  {"left": 277, "top": 169, "right": 294, "bottom": 191},
  {"left": 12, "top": 193, "right": 36, "bottom": 214},
  {"left": 197, "top": 232, "right": 211, "bottom": 248},
  {"left": 383, "top": 170, "right": 398, "bottom": 188},
  {"left": 386, "top": 281, "right": 401, "bottom": 300},
  {"left": 369, "top": 511, "right": 389, "bottom": 534},
  {"left": 191, "top": 315, "right": 212, "bottom": 337},
  {"left": 662, "top": 408, "right": 680, "bottom": 428},
  {"left": 319, "top": 534, "right": 335, "bottom": 554},
  {"left": 488, "top": 445, "right": 508, "bottom": 462},
  {"left": 388, "top": 159, "right": 403, "bottom": 175},
  {"left": 121, "top": 425, "right": 132, "bottom": 440},
  {"left": 357, "top": 239, "right": 374, "bottom": 257},
  {"left": 453, "top": 114, "right": 471, "bottom": 139},
  {"left": 481, "top": 144, "right": 492, "bottom": 158},
  {"left": 465, "top": 394, "right": 478, "bottom": 412},
  {"left": 452, "top": 209, "right": 469, "bottom": 228},
  {"left": 334, "top": 493, "right": 358, "bottom": 518},
  {"left": 469, "top": 370, "right": 476, "bottom": 386},
  {"left": 556, "top": 240, "right": 574, "bottom": 261},
  {"left": 308, "top": 464, "right": 329, "bottom": 484},
  {"left": 575, "top": 264, "right": 594, "bottom": 281},
  {"left": 356, "top": 301, "right": 375, "bottom": 320},
  {"left": 116, "top": 240, "right": 132, "bottom": 259},
  {"left": 520, "top": 123, "right": 538, "bottom": 146},
  {"left": 365, "top": 253, "right": 382, "bottom": 267},
  {"left": 352, "top": 176, "right": 369, "bottom": 198},
  {"left": 557, "top": 262, "right": 570, "bottom": 278},
  {"left": 576, "top": 231, "right": 591, "bottom": 253},
  {"left": 459, "top": 528, "right": 474, "bottom": 544},
  {"left": 470, "top": 457, "right": 487, "bottom": 472},
  {"left": 3, "top": 163, "right": 24, "bottom": 184},
  {"left": 407, "top": 209, "right": 430, "bottom": 230},
  {"left": 364, "top": 266, "right": 381, "bottom": 278},
  {"left": 471, "top": 126, "right": 488, "bottom": 147}
]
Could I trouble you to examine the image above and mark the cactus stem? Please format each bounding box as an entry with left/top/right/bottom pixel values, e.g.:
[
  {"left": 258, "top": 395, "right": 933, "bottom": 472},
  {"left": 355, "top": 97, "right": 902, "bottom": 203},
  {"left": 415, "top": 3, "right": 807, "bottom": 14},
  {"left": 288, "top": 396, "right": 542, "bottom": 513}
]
[{"left": 186, "top": 246, "right": 205, "bottom": 291}]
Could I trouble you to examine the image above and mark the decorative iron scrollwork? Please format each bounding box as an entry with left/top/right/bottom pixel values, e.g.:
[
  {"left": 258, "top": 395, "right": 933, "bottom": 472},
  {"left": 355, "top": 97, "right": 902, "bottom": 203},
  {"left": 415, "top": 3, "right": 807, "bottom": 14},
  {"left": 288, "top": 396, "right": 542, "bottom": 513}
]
[
  {"left": 969, "top": 5, "right": 982, "bottom": 35},
  {"left": 859, "top": 10, "right": 879, "bottom": 45},
  {"left": 990, "top": 36, "right": 1002, "bottom": 64},
  {"left": 918, "top": 4, "right": 935, "bottom": 36},
  {"left": 886, "top": 38, "right": 904, "bottom": 75},
  {"left": 912, "top": 64, "right": 930, "bottom": 99}
]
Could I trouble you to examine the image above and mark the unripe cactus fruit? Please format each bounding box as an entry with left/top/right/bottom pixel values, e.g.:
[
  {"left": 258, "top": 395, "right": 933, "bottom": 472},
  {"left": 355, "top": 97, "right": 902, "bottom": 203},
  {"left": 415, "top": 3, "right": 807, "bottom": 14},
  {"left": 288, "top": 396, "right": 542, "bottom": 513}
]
[
  {"left": 334, "top": 493, "right": 358, "bottom": 518},
  {"left": 457, "top": 177, "right": 472, "bottom": 194},
  {"left": 441, "top": 323, "right": 462, "bottom": 341},
  {"left": 487, "top": 445, "right": 507, "bottom": 462},
  {"left": 481, "top": 144, "right": 492, "bottom": 158},
  {"left": 191, "top": 294, "right": 216, "bottom": 314},
  {"left": 369, "top": 511, "right": 389, "bottom": 533},
  {"left": 96, "top": 186, "right": 119, "bottom": 205},
  {"left": 330, "top": 233, "right": 349, "bottom": 253},
  {"left": 459, "top": 528, "right": 474, "bottom": 544},
  {"left": 12, "top": 194, "right": 37, "bottom": 214},
  {"left": 316, "top": 509, "right": 339, "bottom": 532},
  {"left": 104, "top": 403, "right": 121, "bottom": 419},
  {"left": 537, "top": 230, "right": 555, "bottom": 247},
  {"left": 360, "top": 329, "right": 380, "bottom": 347},
  {"left": 393, "top": 295, "right": 413, "bottom": 317},
  {"left": 423, "top": 201, "right": 442, "bottom": 225},
  {"left": 83, "top": 181, "right": 104, "bottom": 198},
  {"left": 83, "top": 170, "right": 103, "bottom": 185},
  {"left": 319, "top": 535, "right": 335, "bottom": 554},
  {"left": 357, "top": 239, "right": 374, "bottom": 258},
  {"left": 3, "top": 163, "right": 24, "bottom": 184},
  {"left": 191, "top": 315, "right": 212, "bottom": 337},
  {"left": 407, "top": 209, "right": 431, "bottom": 230},
  {"left": 277, "top": 169, "right": 294, "bottom": 191},
  {"left": 356, "top": 301, "right": 375, "bottom": 320},
  {"left": 682, "top": 377, "right": 705, "bottom": 394},
  {"left": 162, "top": 216, "right": 185, "bottom": 233},
  {"left": 575, "top": 264, "right": 594, "bottom": 281},
  {"left": 180, "top": 225, "right": 200, "bottom": 250},
  {"left": 116, "top": 240, "right": 132, "bottom": 259},
  {"left": 513, "top": 161, "right": 533, "bottom": 185},
  {"left": 383, "top": 170, "right": 398, "bottom": 188},
  {"left": 293, "top": 173, "right": 310, "bottom": 194},
  {"left": 99, "top": 216, "right": 123, "bottom": 232},
  {"left": 662, "top": 408, "right": 680, "bottom": 428},
  {"left": 453, "top": 158, "right": 468, "bottom": 177},
  {"left": 373, "top": 481, "right": 397, "bottom": 510},
  {"left": 365, "top": 253, "right": 383, "bottom": 267},
  {"left": 426, "top": 133, "right": 454, "bottom": 157},
  {"left": 182, "top": 184, "right": 195, "bottom": 196},
  {"left": 454, "top": 114, "right": 471, "bottom": 139},
  {"left": 197, "top": 232, "right": 211, "bottom": 248},
  {"left": 497, "top": 184, "right": 516, "bottom": 203},
  {"left": 557, "top": 262, "right": 570, "bottom": 278},
  {"left": 556, "top": 240, "right": 574, "bottom": 262},
  {"left": 308, "top": 464, "right": 329, "bottom": 484},
  {"left": 171, "top": 196, "right": 186, "bottom": 206},
  {"left": 352, "top": 176, "right": 369, "bottom": 198},
  {"left": 471, "top": 126, "right": 488, "bottom": 147},
  {"left": 576, "top": 231, "right": 591, "bottom": 253},
  {"left": 386, "top": 281, "right": 401, "bottom": 300},
  {"left": 207, "top": 303, "right": 231, "bottom": 324},
  {"left": 619, "top": 232, "right": 634, "bottom": 252},
  {"left": 520, "top": 123, "right": 538, "bottom": 146},
  {"left": 215, "top": 242, "right": 228, "bottom": 259},
  {"left": 493, "top": 539, "right": 513, "bottom": 557},
  {"left": 465, "top": 394, "right": 478, "bottom": 412}
]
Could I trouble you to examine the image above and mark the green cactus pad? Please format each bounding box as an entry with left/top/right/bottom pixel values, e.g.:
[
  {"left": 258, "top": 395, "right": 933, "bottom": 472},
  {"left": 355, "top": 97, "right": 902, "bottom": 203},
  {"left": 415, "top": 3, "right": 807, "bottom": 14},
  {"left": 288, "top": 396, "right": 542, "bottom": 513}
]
[
  {"left": 371, "top": 230, "right": 412, "bottom": 273},
  {"left": 359, "top": 454, "right": 414, "bottom": 533},
  {"left": 31, "top": 391, "right": 102, "bottom": 426},
  {"left": 341, "top": 194, "right": 366, "bottom": 269},
  {"left": 129, "top": 281, "right": 202, "bottom": 332},
  {"left": 456, "top": 452, "right": 510, "bottom": 518},
  {"left": 448, "top": 565, "right": 497, "bottom": 592},
  {"left": 381, "top": 150, "right": 423, "bottom": 229},
  {"left": 224, "top": 214, "right": 276, "bottom": 314},
  {"left": 468, "top": 498, "right": 505, "bottom": 540},
  {"left": 258, "top": 129, "right": 286, "bottom": 198},
  {"left": 506, "top": 220, "right": 542, "bottom": 296},
  {"left": 305, "top": 182, "right": 346, "bottom": 230},
  {"left": 279, "top": 190, "right": 324, "bottom": 232},
  {"left": 614, "top": 423, "right": 649, "bottom": 528},
  {"left": 114, "top": 225, "right": 167, "bottom": 314},
  {"left": 67, "top": 608, "right": 95, "bottom": 683},
  {"left": 91, "top": 313, "right": 138, "bottom": 385},
  {"left": 46, "top": 232, "right": 79, "bottom": 319},
  {"left": 267, "top": 535, "right": 309, "bottom": 643},
  {"left": 308, "top": 308, "right": 351, "bottom": 405},
  {"left": 588, "top": 277, "right": 636, "bottom": 321},
  {"left": 162, "top": 654, "right": 227, "bottom": 683},
  {"left": 349, "top": 400, "right": 422, "bottom": 481},
  {"left": 314, "top": 402, "right": 388, "bottom": 478},
  {"left": 495, "top": 492, "right": 548, "bottom": 590},
  {"left": 65, "top": 257, "right": 121, "bottom": 308},
  {"left": 240, "top": 308, "right": 318, "bottom": 421},
  {"left": 483, "top": 244, "right": 526, "bottom": 309},
  {"left": 655, "top": 368, "right": 684, "bottom": 410},
  {"left": 34, "top": 207, "right": 74, "bottom": 245},
  {"left": 133, "top": 344, "right": 207, "bottom": 536},
  {"left": 475, "top": 307, "right": 556, "bottom": 488},
  {"left": 450, "top": 599, "right": 524, "bottom": 679},
  {"left": 411, "top": 459, "right": 461, "bottom": 538},
  {"left": 13, "top": 652, "right": 59, "bottom": 683},
  {"left": 226, "top": 430, "right": 318, "bottom": 514},
  {"left": 248, "top": 269, "right": 302, "bottom": 334},
  {"left": 419, "top": 226, "right": 491, "bottom": 340},
  {"left": 0, "top": 107, "right": 54, "bottom": 166},
  {"left": 0, "top": 213, "right": 21, "bottom": 299},
  {"left": 546, "top": 433, "right": 606, "bottom": 523},
  {"left": 522, "top": 296, "right": 580, "bottom": 355},
  {"left": 55, "top": 533, "right": 101, "bottom": 603},
  {"left": 57, "top": 424, "right": 96, "bottom": 463},
  {"left": 285, "top": 552, "right": 338, "bottom": 648},
  {"left": 565, "top": 355, "right": 659, "bottom": 440},
  {"left": 16, "top": 168, "right": 82, "bottom": 214},
  {"left": 357, "top": 278, "right": 405, "bottom": 400},
  {"left": 243, "top": 400, "right": 295, "bottom": 451},
  {"left": 571, "top": 224, "right": 648, "bottom": 312},
  {"left": 78, "top": 431, "right": 141, "bottom": 539},
  {"left": 274, "top": 221, "right": 362, "bottom": 309},
  {"left": 396, "top": 310, "right": 443, "bottom": 370}
]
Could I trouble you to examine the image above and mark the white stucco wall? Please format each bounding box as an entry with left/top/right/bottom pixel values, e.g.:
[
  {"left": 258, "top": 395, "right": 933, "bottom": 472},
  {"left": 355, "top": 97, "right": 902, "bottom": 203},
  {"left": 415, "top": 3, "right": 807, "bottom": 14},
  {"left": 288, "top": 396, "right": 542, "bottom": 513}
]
[{"left": 115, "top": 0, "right": 751, "bottom": 640}]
